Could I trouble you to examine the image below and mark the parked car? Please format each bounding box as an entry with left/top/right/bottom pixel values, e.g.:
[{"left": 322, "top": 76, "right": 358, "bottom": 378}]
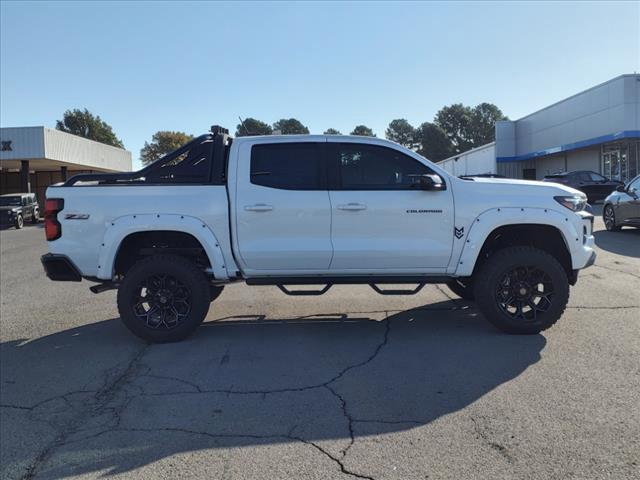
[
  {"left": 602, "top": 175, "right": 640, "bottom": 231},
  {"left": 542, "top": 171, "right": 623, "bottom": 202},
  {"left": 0, "top": 193, "right": 40, "bottom": 229},
  {"left": 41, "top": 126, "right": 596, "bottom": 342}
]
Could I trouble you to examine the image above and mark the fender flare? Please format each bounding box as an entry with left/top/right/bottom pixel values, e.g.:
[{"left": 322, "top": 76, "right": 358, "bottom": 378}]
[
  {"left": 96, "top": 214, "right": 229, "bottom": 281},
  {"left": 452, "top": 207, "right": 580, "bottom": 277}
]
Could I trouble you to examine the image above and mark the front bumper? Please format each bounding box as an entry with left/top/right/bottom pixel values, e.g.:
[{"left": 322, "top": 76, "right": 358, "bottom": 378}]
[{"left": 41, "top": 254, "right": 82, "bottom": 282}]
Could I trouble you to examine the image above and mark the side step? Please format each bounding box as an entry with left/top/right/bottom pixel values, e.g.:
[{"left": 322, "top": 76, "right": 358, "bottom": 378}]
[{"left": 246, "top": 276, "right": 449, "bottom": 297}]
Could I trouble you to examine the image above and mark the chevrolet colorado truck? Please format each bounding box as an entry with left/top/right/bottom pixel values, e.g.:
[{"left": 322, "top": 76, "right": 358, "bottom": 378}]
[{"left": 41, "top": 126, "right": 596, "bottom": 342}]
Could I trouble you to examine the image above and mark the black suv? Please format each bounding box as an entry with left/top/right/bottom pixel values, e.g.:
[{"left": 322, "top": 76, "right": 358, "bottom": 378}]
[
  {"left": 542, "top": 170, "right": 623, "bottom": 202},
  {"left": 0, "top": 193, "right": 40, "bottom": 229}
]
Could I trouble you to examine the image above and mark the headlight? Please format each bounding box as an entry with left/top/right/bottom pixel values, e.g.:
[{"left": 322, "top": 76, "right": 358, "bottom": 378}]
[{"left": 554, "top": 194, "right": 587, "bottom": 212}]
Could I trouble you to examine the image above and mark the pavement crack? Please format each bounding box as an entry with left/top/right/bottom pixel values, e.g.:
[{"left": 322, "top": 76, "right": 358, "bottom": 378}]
[
  {"left": 19, "top": 344, "right": 150, "bottom": 480},
  {"left": 325, "top": 385, "right": 355, "bottom": 459},
  {"left": 470, "top": 416, "right": 513, "bottom": 464},
  {"left": 293, "top": 437, "right": 376, "bottom": 480},
  {"left": 567, "top": 305, "right": 639, "bottom": 310},
  {"left": 592, "top": 264, "right": 640, "bottom": 280}
]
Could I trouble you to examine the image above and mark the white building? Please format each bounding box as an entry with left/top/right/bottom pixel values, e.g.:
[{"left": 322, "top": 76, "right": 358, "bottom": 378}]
[
  {"left": 0, "top": 126, "right": 132, "bottom": 201},
  {"left": 438, "top": 74, "right": 640, "bottom": 182}
]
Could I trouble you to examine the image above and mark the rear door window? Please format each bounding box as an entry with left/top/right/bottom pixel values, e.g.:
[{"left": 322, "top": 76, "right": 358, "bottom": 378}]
[{"left": 250, "top": 143, "right": 326, "bottom": 190}]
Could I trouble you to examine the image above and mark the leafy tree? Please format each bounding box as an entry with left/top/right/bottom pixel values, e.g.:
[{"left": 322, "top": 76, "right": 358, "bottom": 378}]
[
  {"left": 235, "top": 118, "right": 273, "bottom": 137},
  {"left": 350, "top": 125, "right": 376, "bottom": 137},
  {"left": 324, "top": 128, "right": 342, "bottom": 135},
  {"left": 469, "top": 103, "right": 508, "bottom": 146},
  {"left": 140, "top": 131, "right": 194, "bottom": 165},
  {"left": 434, "top": 103, "right": 474, "bottom": 154},
  {"left": 414, "top": 122, "right": 454, "bottom": 162},
  {"left": 435, "top": 102, "right": 508, "bottom": 154},
  {"left": 272, "top": 118, "right": 309, "bottom": 134},
  {"left": 55, "top": 108, "right": 124, "bottom": 148},
  {"left": 385, "top": 119, "right": 415, "bottom": 148}
]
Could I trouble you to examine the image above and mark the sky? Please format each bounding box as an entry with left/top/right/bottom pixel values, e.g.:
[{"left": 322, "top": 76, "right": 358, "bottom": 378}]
[{"left": 1, "top": 1, "right": 639, "bottom": 169}]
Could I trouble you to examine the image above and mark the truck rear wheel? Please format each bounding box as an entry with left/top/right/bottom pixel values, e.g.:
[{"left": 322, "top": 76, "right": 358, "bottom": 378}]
[
  {"left": 117, "top": 254, "right": 211, "bottom": 342},
  {"left": 473, "top": 246, "right": 569, "bottom": 334}
]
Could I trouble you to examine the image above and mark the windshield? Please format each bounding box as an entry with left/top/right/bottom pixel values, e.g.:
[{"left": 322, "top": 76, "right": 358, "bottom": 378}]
[{"left": 0, "top": 196, "right": 21, "bottom": 207}]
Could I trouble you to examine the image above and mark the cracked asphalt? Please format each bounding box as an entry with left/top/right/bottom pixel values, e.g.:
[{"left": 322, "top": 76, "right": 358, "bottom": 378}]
[{"left": 1, "top": 212, "right": 639, "bottom": 480}]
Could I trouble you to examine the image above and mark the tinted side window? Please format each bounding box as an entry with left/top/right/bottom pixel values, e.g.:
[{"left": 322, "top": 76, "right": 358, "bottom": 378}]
[
  {"left": 589, "top": 172, "right": 605, "bottom": 182},
  {"left": 576, "top": 172, "right": 591, "bottom": 182},
  {"left": 251, "top": 143, "right": 325, "bottom": 190},
  {"left": 333, "top": 143, "right": 431, "bottom": 190}
]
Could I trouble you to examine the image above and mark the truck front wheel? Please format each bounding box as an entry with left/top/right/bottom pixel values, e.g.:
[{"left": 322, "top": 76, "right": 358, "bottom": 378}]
[
  {"left": 473, "top": 246, "right": 569, "bottom": 334},
  {"left": 117, "top": 254, "right": 211, "bottom": 342}
]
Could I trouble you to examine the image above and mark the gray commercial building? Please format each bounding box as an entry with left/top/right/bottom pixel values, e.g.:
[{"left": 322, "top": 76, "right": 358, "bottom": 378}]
[
  {"left": 0, "top": 126, "right": 131, "bottom": 202},
  {"left": 438, "top": 74, "right": 640, "bottom": 183}
]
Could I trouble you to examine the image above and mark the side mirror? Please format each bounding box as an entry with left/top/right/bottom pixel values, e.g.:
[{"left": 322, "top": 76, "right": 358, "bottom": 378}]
[
  {"left": 616, "top": 184, "right": 626, "bottom": 192},
  {"left": 418, "top": 174, "right": 446, "bottom": 191}
]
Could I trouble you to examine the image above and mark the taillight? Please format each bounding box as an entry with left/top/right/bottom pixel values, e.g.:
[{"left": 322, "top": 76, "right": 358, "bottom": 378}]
[{"left": 44, "top": 198, "right": 64, "bottom": 241}]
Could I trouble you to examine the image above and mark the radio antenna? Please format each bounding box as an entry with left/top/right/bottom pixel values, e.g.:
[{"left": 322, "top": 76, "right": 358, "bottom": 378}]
[{"left": 238, "top": 116, "right": 250, "bottom": 135}]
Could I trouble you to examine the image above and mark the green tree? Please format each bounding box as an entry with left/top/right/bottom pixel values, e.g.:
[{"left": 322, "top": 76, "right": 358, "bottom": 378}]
[
  {"left": 469, "top": 103, "right": 508, "bottom": 146},
  {"left": 414, "top": 122, "right": 454, "bottom": 162},
  {"left": 434, "top": 103, "right": 474, "bottom": 154},
  {"left": 385, "top": 119, "right": 415, "bottom": 148},
  {"left": 55, "top": 108, "right": 124, "bottom": 148},
  {"left": 350, "top": 125, "right": 376, "bottom": 137},
  {"left": 435, "top": 102, "right": 508, "bottom": 154},
  {"left": 236, "top": 118, "right": 273, "bottom": 136},
  {"left": 324, "top": 128, "right": 342, "bottom": 135},
  {"left": 272, "top": 118, "right": 309, "bottom": 134},
  {"left": 140, "top": 131, "right": 194, "bottom": 165}
]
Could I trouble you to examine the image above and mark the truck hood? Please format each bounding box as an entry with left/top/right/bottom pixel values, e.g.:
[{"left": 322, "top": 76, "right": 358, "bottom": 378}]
[
  {"left": 453, "top": 176, "right": 585, "bottom": 210},
  {"left": 462, "top": 176, "right": 582, "bottom": 195},
  {"left": 0, "top": 206, "right": 21, "bottom": 212}
]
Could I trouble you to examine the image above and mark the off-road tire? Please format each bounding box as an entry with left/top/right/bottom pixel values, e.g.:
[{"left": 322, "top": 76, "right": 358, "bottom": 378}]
[
  {"left": 117, "top": 254, "right": 210, "bottom": 343},
  {"left": 15, "top": 215, "right": 23, "bottom": 229},
  {"left": 474, "top": 246, "right": 569, "bottom": 334},
  {"left": 446, "top": 279, "right": 475, "bottom": 301}
]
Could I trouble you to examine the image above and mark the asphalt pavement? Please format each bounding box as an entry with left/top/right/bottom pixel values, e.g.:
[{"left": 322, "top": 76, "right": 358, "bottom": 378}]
[{"left": 1, "top": 215, "right": 639, "bottom": 480}]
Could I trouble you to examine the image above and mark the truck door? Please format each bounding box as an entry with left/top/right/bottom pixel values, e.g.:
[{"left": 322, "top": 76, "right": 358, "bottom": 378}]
[
  {"left": 235, "top": 140, "right": 333, "bottom": 272},
  {"left": 327, "top": 140, "right": 454, "bottom": 271}
]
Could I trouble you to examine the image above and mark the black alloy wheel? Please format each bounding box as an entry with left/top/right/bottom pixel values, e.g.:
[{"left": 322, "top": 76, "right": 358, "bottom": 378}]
[
  {"left": 495, "top": 266, "right": 553, "bottom": 322},
  {"left": 132, "top": 274, "right": 192, "bottom": 330}
]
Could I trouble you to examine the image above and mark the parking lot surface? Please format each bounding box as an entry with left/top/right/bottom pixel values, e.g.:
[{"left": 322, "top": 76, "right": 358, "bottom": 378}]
[{"left": 1, "top": 215, "right": 639, "bottom": 480}]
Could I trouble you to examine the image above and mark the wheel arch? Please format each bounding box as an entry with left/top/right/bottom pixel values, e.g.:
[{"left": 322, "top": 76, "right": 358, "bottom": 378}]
[
  {"left": 454, "top": 208, "right": 578, "bottom": 282},
  {"left": 97, "top": 214, "right": 229, "bottom": 281}
]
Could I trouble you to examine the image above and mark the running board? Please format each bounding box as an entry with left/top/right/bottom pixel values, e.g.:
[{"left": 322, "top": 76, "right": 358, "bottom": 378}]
[{"left": 246, "top": 276, "right": 450, "bottom": 297}]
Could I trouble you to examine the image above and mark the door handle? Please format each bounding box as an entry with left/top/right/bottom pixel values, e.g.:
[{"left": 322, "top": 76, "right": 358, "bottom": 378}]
[
  {"left": 244, "top": 204, "right": 273, "bottom": 212},
  {"left": 337, "top": 203, "right": 367, "bottom": 211}
]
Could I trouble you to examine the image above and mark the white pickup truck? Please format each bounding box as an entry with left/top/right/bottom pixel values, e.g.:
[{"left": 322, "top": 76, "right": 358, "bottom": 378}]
[{"left": 41, "top": 126, "right": 596, "bottom": 342}]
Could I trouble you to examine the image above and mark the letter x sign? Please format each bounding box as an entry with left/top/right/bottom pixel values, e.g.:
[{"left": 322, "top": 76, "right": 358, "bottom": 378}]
[{"left": 1, "top": 141, "right": 12, "bottom": 151}]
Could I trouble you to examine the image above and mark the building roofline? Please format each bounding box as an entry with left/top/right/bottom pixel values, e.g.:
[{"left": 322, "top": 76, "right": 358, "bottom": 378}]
[
  {"left": 437, "top": 141, "right": 495, "bottom": 164},
  {"left": 513, "top": 74, "right": 640, "bottom": 123},
  {"left": 1, "top": 125, "right": 130, "bottom": 154}
]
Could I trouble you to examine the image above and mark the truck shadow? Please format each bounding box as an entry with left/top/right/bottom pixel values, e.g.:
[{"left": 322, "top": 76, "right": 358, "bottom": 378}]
[
  {"left": 1, "top": 301, "right": 545, "bottom": 478},
  {"left": 593, "top": 228, "right": 640, "bottom": 258}
]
